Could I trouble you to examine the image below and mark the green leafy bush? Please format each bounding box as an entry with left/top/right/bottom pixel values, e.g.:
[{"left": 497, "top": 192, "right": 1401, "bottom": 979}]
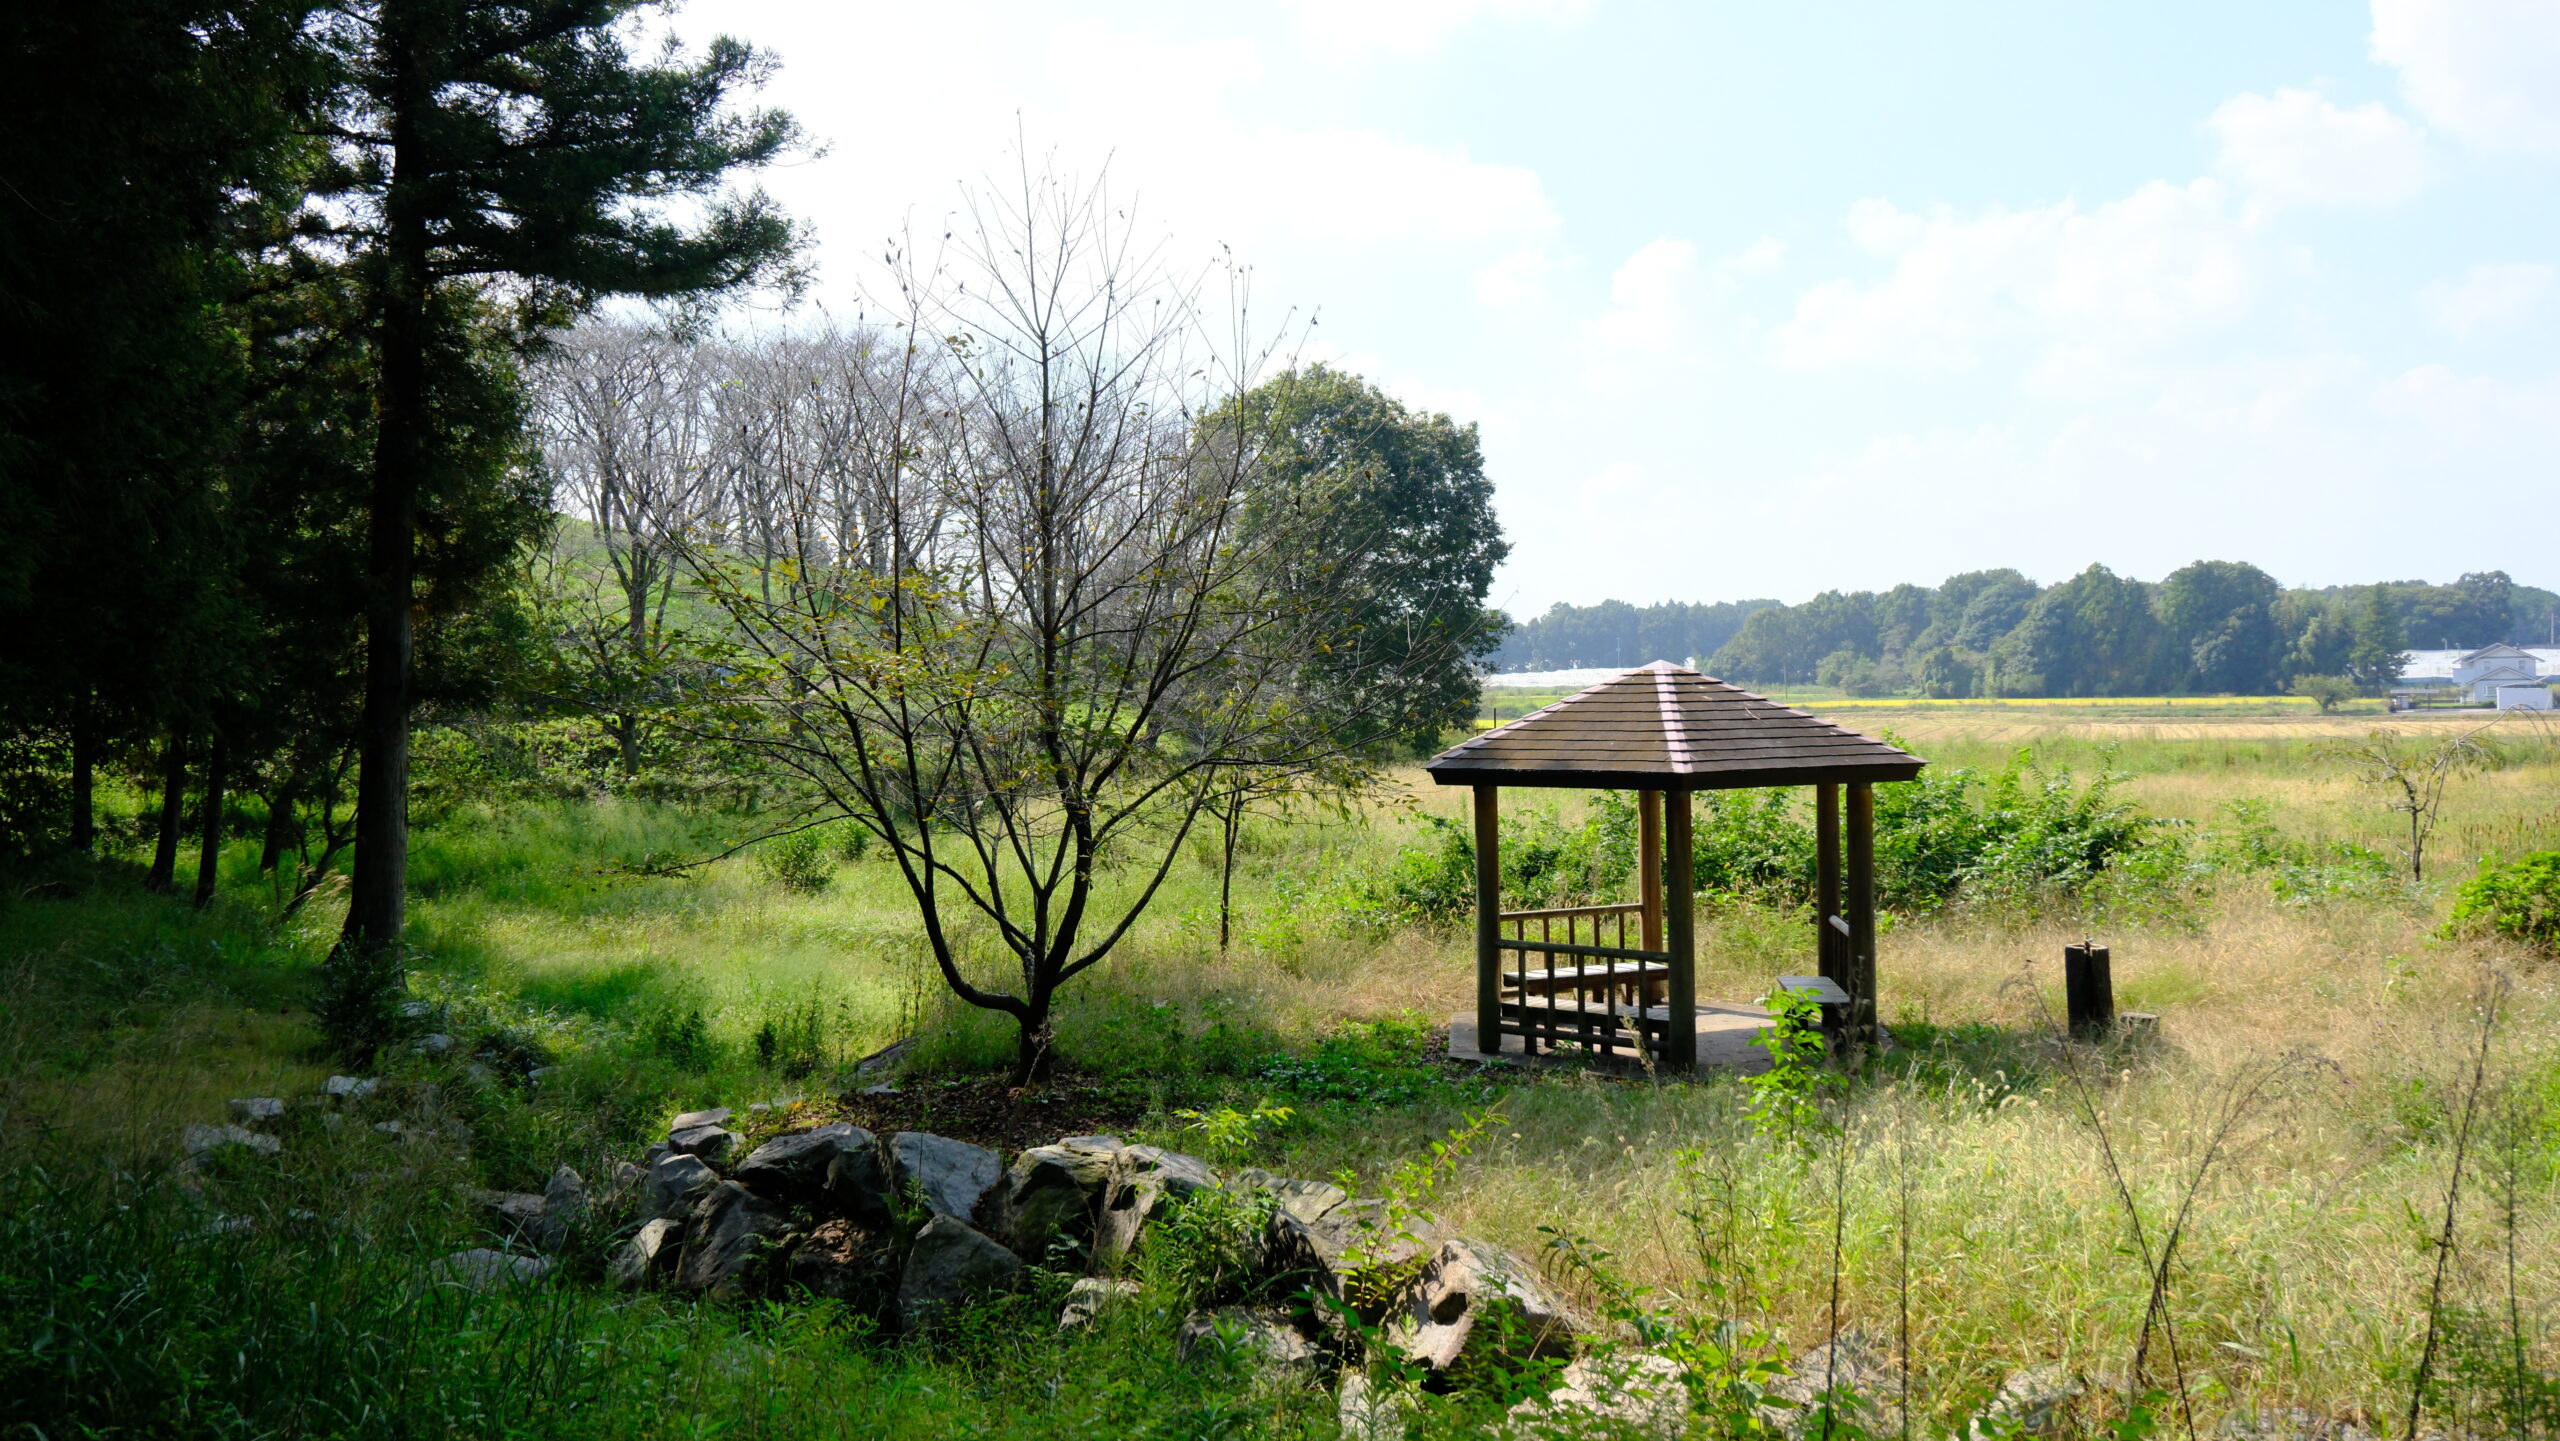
[
  {"left": 756, "top": 828, "right": 832, "bottom": 894},
  {"left": 2443, "top": 850, "right": 2560, "bottom": 953}
]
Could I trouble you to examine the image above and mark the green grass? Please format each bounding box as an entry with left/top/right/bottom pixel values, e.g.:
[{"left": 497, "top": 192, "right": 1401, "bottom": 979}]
[{"left": 5, "top": 713, "right": 2559, "bottom": 1435}]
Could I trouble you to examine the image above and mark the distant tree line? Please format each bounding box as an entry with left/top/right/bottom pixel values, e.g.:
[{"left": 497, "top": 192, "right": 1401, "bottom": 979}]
[
  {"left": 1493, "top": 598, "right": 1778, "bottom": 671},
  {"left": 1500, "top": 566, "right": 2557, "bottom": 697}
]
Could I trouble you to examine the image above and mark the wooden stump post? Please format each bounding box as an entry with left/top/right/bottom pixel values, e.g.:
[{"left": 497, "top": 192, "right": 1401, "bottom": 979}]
[
  {"left": 1664, "top": 788, "right": 1697, "bottom": 1072},
  {"left": 1845, "top": 782, "right": 1877, "bottom": 1049},
  {"left": 2064, "top": 941, "right": 2115, "bottom": 1039}
]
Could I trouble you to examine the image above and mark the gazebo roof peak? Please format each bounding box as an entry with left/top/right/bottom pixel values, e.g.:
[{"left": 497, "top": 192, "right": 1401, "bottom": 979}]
[{"left": 1427, "top": 660, "right": 1925, "bottom": 791}]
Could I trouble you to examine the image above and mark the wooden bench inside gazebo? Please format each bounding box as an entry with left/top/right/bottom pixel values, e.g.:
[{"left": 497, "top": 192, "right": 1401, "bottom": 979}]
[{"left": 1426, "top": 661, "right": 1926, "bottom": 1072}]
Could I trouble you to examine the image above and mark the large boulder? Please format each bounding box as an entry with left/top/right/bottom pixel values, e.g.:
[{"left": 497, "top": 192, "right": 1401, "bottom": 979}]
[
  {"left": 473, "top": 1190, "right": 555, "bottom": 1249},
  {"left": 675, "top": 1182, "right": 793, "bottom": 1300},
  {"left": 1001, "top": 1134, "right": 1123, "bottom": 1262},
  {"left": 896, "top": 1212, "right": 1024, "bottom": 1330},
  {"left": 735, "top": 1123, "right": 877, "bottom": 1206},
  {"left": 543, "top": 1166, "right": 587, "bottom": 1229},
  {"left": 646, "top": 1152, "right": 722, "bottom": 1219},
  {"left": 1094, "top": 1145, "right": 1217, "bottom": 1264},
  {"left": 609, "top": 1216, "right": 685, "bottom": 1289},
  {"left": 1261, "top": 1199, "right": 1427, "bottom": 1322},
  {"left": 1385, "top": 1238, "right": 1580, "bottom": 1379},
  {"left": 885, "top": 1132, "right": 1003, "bottom": 1224},
  {"left": 1505, "top": 1353, "right": 1691, "bottom": 1441},
  {"left": 431, "top": 1248, "right": 551, "bottom": 1292},
  {"left": 1175, "top": 1307, "right": 1323, "bottom": 1379}
]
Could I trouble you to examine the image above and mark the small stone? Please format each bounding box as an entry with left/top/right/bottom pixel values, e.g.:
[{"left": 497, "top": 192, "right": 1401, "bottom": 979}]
[
  {"left": 609, "top": 1216, "right": 684, "bottom": 1289},
  {"left": 474, "top": 1190, "right": 553, "bottom": 1248},
  {"left": 669, "top": 1106, "right": 732, "bottom": 1133},
  {"left": 321, "top": 1075, "right": 378, "bottom": 1102},
  {"left": 646, "top": 1152, "right": 722, "bottom": 1219},
  {"left": 183, "top": 1122, "right": 281, "bottom": 1158},
  {"left": 896, "top": 1212, "right": 1023, "bottom": 1331},
  {"left": 227, "top": 1097, "right": 285, "bottom": 1127},
  {"left": 1058, "top": 1276, "right": 1140, "bottom": 1330},
  {"left": 526, "top": 1066, "right": 558, "bottom": 1085},
  {"left": 373, "top": 1120, "right": 407, "bottom": 1137},
  {"left": 1176, "top": 1307, "right": 1322, "bottom": 1377},
  {"left": 414, "top": 1033, "right": 456, "bottom": 1056},
  {"left": 1974, "top": 1363, "right": 2082, "bottom": 1438},
  {"left": 886, "top": 1132, "right": 1003, "bottom": 1223},
  {"left": 432, "top": 1248, "right": 550, "bottom": 1292},
  {"left": 398, "top": 999, "right": 434, "bottom": 1020},
  {"left": 859, "top": 1082, "right": 896, "bottom": 1096},
  {"left": 667, "top": 1124, "right": 736, "bottom": 1164}
]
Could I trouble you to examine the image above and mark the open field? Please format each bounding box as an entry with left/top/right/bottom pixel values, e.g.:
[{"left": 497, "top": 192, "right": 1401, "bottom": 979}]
[{"left": 2, "top": 706, "right": 2556, "bottom": 1436}]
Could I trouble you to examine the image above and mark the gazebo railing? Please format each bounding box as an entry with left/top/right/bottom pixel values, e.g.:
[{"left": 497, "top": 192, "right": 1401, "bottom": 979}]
[{"left": 1494, "top": 902, "right": 1670, "bottom": 1060}]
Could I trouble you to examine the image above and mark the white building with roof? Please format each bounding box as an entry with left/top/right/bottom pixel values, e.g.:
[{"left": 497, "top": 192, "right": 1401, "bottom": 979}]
[{"left": 2452, "top": 643, "right": 2544, "bottom": 702}]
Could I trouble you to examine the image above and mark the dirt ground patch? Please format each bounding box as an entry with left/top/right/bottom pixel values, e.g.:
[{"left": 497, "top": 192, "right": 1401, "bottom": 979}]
[{"left": 819, "top": 1075, "right": 1159, "bottom": 1155}]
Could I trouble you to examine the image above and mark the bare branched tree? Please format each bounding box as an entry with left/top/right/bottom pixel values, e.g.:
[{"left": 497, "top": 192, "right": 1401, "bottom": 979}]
[
  {"left": 2319, "top": 722, "right": 2496, "bottom": 881},
  {"left": 534, "top": 320, "right": 724, "bottom": 775},
  {"left": 680, "top": 164, "right": 1436, "bottom": 1083}
]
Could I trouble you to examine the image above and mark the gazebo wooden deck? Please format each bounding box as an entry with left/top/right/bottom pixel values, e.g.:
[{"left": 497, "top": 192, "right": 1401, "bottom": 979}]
[{"left": 1426, "top": 661, "right": 1926, "bottom": 1072}]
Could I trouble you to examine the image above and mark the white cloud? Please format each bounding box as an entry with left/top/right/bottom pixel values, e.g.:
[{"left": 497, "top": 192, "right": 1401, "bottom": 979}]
[
  {"left": 1773, "top": 180, "right": 2254, "bottom": 371},
  {"left": 2421, "top": 261, "right": 2556, "bottom": 334},
  {"left": 2207, "top": 87, "right": 2432, "bottom": 213},
  {"left": 1587, "top": 238, "right": 1701, "bottom": 352},
  {"left": 1280, "top": 0, "right": 1591, "bottom": 57},
  {"left": 2371, "top": 0, "right": 2560, "bottom": 155}
]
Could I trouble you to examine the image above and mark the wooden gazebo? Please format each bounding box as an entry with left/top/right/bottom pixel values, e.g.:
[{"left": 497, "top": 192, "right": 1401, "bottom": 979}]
[{"left": 1425, "top": 661, "right": 1926, "bottom": 1071}]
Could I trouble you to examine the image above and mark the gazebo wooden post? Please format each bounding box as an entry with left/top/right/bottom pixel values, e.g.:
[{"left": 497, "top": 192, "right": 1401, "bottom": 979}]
[
  {"left": 1473, "top": 784, "right": 1502, "bottom": 1057},
  {"left": 1816, "top": 781, "right": 1845, "bottom": 1047},
  {"left": 1846, "top": 781, "right": 1877, "bottom": 1048},
  {"left": 1663, "top": 788, "right": 1697, "bottom": 1072},
  {"left": 1638, "top": 789, "right": 1663, "bottom": 953}
]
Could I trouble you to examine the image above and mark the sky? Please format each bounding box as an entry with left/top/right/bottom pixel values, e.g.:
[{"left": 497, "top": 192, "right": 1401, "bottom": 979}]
[{"left": 665, "top": 0, "right": 2560, "bottom": 618}]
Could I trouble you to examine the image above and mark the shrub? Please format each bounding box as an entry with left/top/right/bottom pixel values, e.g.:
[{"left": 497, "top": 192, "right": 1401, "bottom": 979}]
[
  {"left": 2443, "top": 851, "right": 2560, "bottom": 953},
  {"left": 756, "top": 828, "right": 832, "bottom": 894}
]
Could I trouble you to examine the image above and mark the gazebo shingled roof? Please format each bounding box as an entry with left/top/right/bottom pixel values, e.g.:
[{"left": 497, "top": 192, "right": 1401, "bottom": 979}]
[{"left": 1425, "top": 661, "right": 1924, "bottom": 790}]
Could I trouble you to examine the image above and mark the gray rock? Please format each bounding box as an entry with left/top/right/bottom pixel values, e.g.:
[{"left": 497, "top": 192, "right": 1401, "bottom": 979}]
[
  {"left": 670, "top": 1106, "right": 732, "bottom": 1133},
  {"left": 674, "top": 1182, "right": 792, "bottom": 1299},
  {"left": 320, "top": 1075, "right": 378, "bottom": 1102},
  {"left": 860, "top": 1082, "right": 897, "bottom": 1096},
  {"left": 646, "top": 1152, "right": 722, "bottom": 1219},
  {"left": 432, "top": 1248, "right": 551, "bottom": 1291},
  {"left": 1176, "top": 1307, "right": 1322, "bottom": 1377},
  {"left": 1763, "top": 1329, "right": 1901, "bottom": 1438},
  {"left": 1386, "top": 1238, "right": 1580, "bottom": 1377},
  {"left": 610, "top": 1159, "right": 647, "bottom": 1199},
  {"left": 474, "top": 1189, "right": 555, "bottom": 1249},
  {"left": 886, "top": 1132, "right": 1003, "bottom": 1223},
  {"left": 823, "top": 1142, "right": 894, "bottom": 1226},
  {"left": 414, "top": 1033, "right": 456, "bottom": 1056},
  {"left": 1506, "top": 1353, "right": 1690, "bottom": 1441},
  {"left": 609, "top": 1217, "right": 685, "bottom": 1289},
  {"left": 735, "top": 1122, "right": 875, "bottom": 1204},
  {"left": 896, "top": 1212, "right": 1024, "bottom": 1330},
  {"left": 642, "top": 1141, "right": 671, "bottom": 1169},
  {"left": 1338, "top": 1371, "right": 1414, "bottom": 1441},
  {"left": 543, "top": 1166, "right": 587, "bottom": 1228},
  {"left": 183, "top": 1122, "right": 281, "bottom": 1158},
  {"left": 526, "top": 1066, "right": 558, "bottom": 1086},
  {"left": 1094, "top": 1145, "right": 1217, "bottom": 1263},
  {"left": 1975, "top": 1364, "right": 2082, "bottom": 1437},
  {"left": 1231, "top": 1169, "right": 1349, "bottom": 1226},
  {"left": 2218, "top": 1409, "right": 2377, "bottom": 1441},
  {"left": 1262, "top": 1199, "right": 1426, "bottom": 1320},
  {"left": 1058, "top": 1276, "right": 1140, "bottom": 1331},
  {"left": 1002, "top": 1134, "right": 1123, "bottom": 1261},
  {"left": 398, "top": 999, "right": 435, "bottom": 1020},
  {"left": 227, "top": 1097, "right": 285, "bottom": 1127},
  {"left": 667, "top": 1124, "right": 736, "bottom": 1165}
]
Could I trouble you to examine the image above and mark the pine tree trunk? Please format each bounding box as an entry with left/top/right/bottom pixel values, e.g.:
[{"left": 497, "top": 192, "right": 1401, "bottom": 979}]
[
  {"left": 147, "top": 728, "right": 187, "bottom": 893},
  {"left": 259, "top": 766, "right": 299, "bottom": 874},
  {"left": 340, "top": 74, "right": 430, "bottom": 960},
  {"left": 193, "top": 734, "right": 228, "bottom": 909}
]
